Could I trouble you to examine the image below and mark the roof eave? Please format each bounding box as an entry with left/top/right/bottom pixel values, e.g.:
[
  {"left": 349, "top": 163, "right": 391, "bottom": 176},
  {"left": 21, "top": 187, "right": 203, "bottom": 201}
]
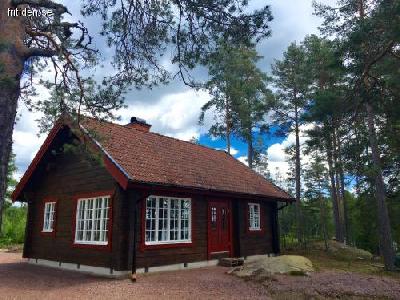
[{"left": 126, "top": 180, "right": 294, "bottom": 202}]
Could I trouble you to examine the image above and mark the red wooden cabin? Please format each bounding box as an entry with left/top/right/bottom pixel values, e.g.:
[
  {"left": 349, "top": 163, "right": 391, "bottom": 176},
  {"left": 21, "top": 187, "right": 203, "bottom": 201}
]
[{"left": 12, "top": 115, "right": 293, "bottom": 277}]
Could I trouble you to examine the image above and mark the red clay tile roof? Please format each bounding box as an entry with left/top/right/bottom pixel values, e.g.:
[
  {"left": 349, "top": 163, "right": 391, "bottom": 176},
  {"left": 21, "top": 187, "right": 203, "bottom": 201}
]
[{"left": 81, "top": 117, "right": 292, "bottom": 200}]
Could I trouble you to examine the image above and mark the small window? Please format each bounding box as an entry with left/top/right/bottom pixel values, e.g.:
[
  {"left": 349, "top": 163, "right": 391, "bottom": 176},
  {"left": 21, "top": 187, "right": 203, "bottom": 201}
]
[
  {"left": 248, "top": 203, "right": 261, "bottom": 231},
  {"left": 221, "top": 208, "right": 226, "bottom": 230},
  {"left": 74, "top": 195, "right": 110, "bottom": 245},
  {"left": 145, "top": 196, "right": 192, "bottom": 245},
  {"left": 42, "top": 202, "right": 56, "bottom": 232},
  {"left": 211, "top": 207, "right": 217, "bottom": 229}
]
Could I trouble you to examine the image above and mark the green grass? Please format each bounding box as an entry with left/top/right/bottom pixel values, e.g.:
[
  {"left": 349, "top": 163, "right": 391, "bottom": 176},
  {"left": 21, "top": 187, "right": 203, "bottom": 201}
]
[{"left": 283, "top": 245, "right": 400, "bottom": 279}]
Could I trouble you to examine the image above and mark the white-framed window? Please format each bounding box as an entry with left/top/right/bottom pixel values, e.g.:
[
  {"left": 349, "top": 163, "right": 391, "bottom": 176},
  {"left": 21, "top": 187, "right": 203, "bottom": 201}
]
[
  {"left": 74, "top": 195, "right": 110, "bottom": 245},
  {"left": 42, "top": 202, "right": 56, "bottom": 232},
  {"left": 145, "top": 196, "right": 192, "bottom": 245},
  {"left": 248, "top": 203, "right": 261, "bottom": 231}
]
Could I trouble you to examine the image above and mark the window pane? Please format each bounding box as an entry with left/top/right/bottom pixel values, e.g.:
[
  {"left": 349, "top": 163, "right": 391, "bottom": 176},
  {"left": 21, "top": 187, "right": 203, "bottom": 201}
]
[
  {"left": 43, "top": 202, "right": 56, "bottom": 232},
  {"left": 75, "top": 196, "right": 110, "bottom": 244},
  {"left": 170, "top": 199, "right": 179, "bottom": 241},
  {"left": 249, "top": 204, "right": 260, "bottom": 230},
  {"left": 145, "top": 196, "right": 191, "bottom": 244},
  {"left": 145, "top": 197, "right": 157, "bottom": 242},
  {"left": 158, "top": 198, "right": 169, "bottom": 241}
]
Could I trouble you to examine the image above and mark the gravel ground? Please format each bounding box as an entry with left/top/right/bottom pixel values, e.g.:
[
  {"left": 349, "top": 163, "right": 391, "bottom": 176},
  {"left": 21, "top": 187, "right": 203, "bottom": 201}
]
[
  {"left": 1, "top": 252, "right": 399, "bottom": 300},
  {"left": 0, "top": 252, "right": 270, "bottom": 300}
]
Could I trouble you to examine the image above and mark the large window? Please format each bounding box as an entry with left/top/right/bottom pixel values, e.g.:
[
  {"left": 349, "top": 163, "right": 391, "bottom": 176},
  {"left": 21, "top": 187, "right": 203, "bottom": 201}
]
[
  {"left": 145, "top": 196, "right": 191, "bottom": 245},
  {"left": 74, "top": 195, "right": 110, "bottom": 245},
  {"left": 42, "top": 202, "right": 56, "bottom": 232},
  {"left": 248, "top": 203, "right": 261, "bottom": 231}
]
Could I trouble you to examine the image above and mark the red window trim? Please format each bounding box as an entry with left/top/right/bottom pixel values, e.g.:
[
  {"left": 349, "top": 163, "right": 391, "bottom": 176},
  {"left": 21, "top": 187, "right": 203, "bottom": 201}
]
[
  {"left": 245, "top": 201, "right": 265, "bottom": 235},
  {"left": 40, "top": 198, "right": 58, "bottom": 238},
  {"left": 140, "top": 194, "right": 195, "bottom": 251},
  {"left": 71, "top": 190, "right": 115, "bottom": 252}
]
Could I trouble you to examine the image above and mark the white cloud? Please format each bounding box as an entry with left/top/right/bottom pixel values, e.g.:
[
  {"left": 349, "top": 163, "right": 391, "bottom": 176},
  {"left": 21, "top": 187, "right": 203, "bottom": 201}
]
[
  {"left": 119, "top": 89, "right": 212, "bottom": 141},
  {"left": 237, "top": 156, "right": 248, "bottom": 166},
  {"left": 267, "top": 143, "right": 286, "bottom": 162},
  {"left": 13, "top": 130, "right": 44, "bottom": 162},
  {"left": 266, "top": 124, "right": 314, "bottom": 183},
  {"left": 215, "top": 147, "right": 239, "bottom": 156},
  {"left": 230, "top": 147, "right": 239, "bottom": 156}
]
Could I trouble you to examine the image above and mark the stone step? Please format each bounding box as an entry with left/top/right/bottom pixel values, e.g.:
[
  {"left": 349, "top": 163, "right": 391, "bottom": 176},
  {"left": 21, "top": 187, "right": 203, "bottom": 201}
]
[{"left": 219, "top": 257, "right": 244, "bottom": 267}]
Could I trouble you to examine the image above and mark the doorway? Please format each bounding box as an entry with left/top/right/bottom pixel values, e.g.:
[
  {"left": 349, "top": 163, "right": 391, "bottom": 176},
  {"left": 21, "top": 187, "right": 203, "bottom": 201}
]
[{"left": 208, "top": 200, "right": 232, "bottom": 258}]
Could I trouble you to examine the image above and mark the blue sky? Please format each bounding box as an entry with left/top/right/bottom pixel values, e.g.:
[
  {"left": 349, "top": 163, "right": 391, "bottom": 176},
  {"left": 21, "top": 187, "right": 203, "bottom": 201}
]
[
  {"left": 199, "top": 128, "right": 285, "bottom": 161},
  {"left": 12, "top": 0, "right": 335, "bottom": 184}
]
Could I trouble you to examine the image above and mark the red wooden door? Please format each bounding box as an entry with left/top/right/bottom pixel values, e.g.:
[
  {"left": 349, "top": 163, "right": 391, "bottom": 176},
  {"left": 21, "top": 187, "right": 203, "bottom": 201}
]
[{"left": 208, "top": 200, "right": 231, "bottom": 256}]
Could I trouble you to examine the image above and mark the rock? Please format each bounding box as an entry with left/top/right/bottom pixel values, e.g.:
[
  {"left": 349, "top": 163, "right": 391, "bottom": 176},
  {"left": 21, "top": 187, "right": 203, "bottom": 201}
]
[
  {"left": 312, "top": 241, "right": 373, "bottom": 260},
  {"left": 231, "top": 255, "right": 314, "bottom": 278}
]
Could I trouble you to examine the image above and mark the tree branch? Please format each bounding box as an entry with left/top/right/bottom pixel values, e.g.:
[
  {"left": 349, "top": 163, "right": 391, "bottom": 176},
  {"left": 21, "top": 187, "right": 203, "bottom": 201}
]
[
  {"left": 390, "top": 50, "right": 400, "bottom": 60},
  {"left": 23, "top": 47, "right": 57, "bottom": 58},
  {"left": 362, "top": 40, "right": 394, "bottom": 80}
]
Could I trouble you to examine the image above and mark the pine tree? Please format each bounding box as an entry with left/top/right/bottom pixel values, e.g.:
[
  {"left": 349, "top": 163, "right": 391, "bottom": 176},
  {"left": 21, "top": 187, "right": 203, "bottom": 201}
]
[
  {"left": 272, "top": 42, "right": 311, "bottom": 245},
  {"left": 301, "top": 35, "right": 348, "bottom": 243},
  {"left": 303, "top": 150, "right": 331, "bottom": 250},
  {"left": 201, "top": 43, "right": 272, "bottom": 167},
  {"left": 314, "top": 0, "right": 400, "bottom": 270}
]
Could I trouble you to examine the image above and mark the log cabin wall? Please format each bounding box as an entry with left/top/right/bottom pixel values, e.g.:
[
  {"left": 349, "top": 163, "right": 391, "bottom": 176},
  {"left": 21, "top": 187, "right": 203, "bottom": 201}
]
[
  {"left": 23, "top": 144, "right": 125, "bottom": 270},
  {"left": 237, "top": 200, "right": 276, "bottom": 257},
  {"left": 131, "top": 191, "right": 278, "bottom": 269}
]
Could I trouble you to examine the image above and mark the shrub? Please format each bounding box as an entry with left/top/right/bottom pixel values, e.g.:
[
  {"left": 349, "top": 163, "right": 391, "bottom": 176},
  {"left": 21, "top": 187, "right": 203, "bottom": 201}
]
[{"left": 0, "top": 204, "right": 27, "bottom": 247}]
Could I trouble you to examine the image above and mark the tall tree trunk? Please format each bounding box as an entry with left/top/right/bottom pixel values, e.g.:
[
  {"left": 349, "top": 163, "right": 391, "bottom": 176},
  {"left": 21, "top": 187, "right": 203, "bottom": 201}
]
[
  {"left": 319, "top": 193, "right": 329, "bottom": 251},
  {"left": 332, "top": 126, "right": 346, "bottom": 243},
  {"left": 226, "top": 127, "right": 231, "bottom": 155},
  {"left": 247, "top": 129, "right": 253, "bottom": 169},
  {"left": 225, "top": 98, "right": 231, "bottom": 154},
  {"left": 294, "top": 106, "right": 303, "bottom": 245},
  {"left": 0, "top": 86, "right": 19, "bottom": 230},
  {"left": 365, "top": 102, "right": 396, "bottom": 271},
  {"left": 337, "top": 134, "right": 350, "bottom": 244},
  {"left": 326, "top": 133, "right": 344, "bottom": 243},
  {"left": 0, "top": 0, "right": 27, "bottom": 229}
]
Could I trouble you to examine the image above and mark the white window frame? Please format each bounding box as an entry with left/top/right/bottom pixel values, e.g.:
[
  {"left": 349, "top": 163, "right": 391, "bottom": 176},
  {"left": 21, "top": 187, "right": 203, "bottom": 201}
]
[
  {"left": 248, "top": 203, "right": 261, "bottom": 231},
  {"left": 145, "top": 196, "right": 192, "bottom": 246},
  {"left": 74, "top": 195, "right": 111, "bottom": 246},
  {"left": 42, "top": 202, "right": 56, "bottom": 232}
]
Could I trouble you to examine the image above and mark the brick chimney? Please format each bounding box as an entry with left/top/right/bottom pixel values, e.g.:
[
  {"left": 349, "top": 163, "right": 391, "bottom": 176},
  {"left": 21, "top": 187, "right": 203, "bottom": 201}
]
[{"left": 125, "top": 117, "right": 152, "bottom": 132}]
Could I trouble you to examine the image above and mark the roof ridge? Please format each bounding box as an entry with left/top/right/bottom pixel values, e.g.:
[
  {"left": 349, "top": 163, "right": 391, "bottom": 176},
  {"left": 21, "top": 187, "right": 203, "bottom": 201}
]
[{"left": 84, "top": 115, "right": 229, "bottom": 156}]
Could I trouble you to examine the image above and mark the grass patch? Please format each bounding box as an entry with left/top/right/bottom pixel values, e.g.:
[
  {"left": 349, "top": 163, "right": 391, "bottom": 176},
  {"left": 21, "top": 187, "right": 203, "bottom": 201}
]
[{"left": 283, "top": 246, "right": 400, "bottom": 279}]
